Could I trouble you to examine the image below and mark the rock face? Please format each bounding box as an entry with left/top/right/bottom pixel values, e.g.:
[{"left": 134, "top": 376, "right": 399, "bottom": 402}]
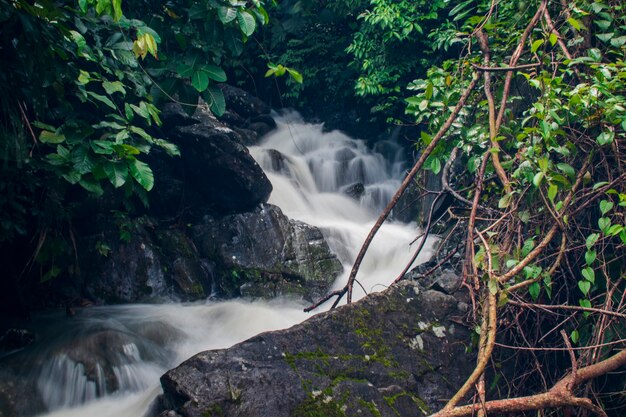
[
  {"left": 193, "top": 204, "right": 343, "bottom": 301},
  {"left": 157, "top": 277, "right": 474, "bottom": 417},
  {"left": 150, "top": 101, "right": 273, "bottom": 216},
  {"left": 80, "top": 204, "right": 342, "bottom": 304}
]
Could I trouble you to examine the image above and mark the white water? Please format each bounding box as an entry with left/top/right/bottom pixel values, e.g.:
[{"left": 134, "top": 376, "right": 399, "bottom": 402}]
[{"left": 9, "top": 112, "right": 434, "bottom": 417}]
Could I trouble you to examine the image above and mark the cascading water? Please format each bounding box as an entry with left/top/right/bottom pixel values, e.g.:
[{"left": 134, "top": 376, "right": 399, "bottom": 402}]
[{"left": 1, "top": 112, "right": 435, "bottom": 417}]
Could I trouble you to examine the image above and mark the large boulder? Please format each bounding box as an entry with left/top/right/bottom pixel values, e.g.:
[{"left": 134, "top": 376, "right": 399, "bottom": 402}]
[
  {"left": 157, "top": 277, "right": 474, "bottom": 417},
  {"left": 149, "top": 102, "right": 273, "bottom": 216},
  {"left": 192, "top": 204, "right": 343, "bottom": 301},
  {"left": 80, "top": 222, "right": 214, "bottom": 304}
]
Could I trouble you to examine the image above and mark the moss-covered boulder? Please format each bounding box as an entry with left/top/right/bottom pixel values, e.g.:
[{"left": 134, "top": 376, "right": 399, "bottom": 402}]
[
  {"left": 157, "top": 276, "right": 474, "bottom": 417},
  {"left": 192, "top": 204, "right": 343, "bottom": 301}
]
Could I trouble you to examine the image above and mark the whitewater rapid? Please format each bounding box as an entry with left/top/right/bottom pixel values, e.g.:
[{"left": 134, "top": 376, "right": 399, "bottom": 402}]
[{"left": 8, "top": 112, "right": 434, "bottom": 417}]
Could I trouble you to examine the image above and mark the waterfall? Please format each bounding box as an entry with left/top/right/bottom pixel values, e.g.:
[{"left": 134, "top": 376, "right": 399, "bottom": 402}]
[{"left": 6, "top": 112, "right": 434, "bottom": 417}]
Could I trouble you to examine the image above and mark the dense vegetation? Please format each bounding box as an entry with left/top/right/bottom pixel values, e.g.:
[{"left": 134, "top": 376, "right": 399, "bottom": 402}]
[
  {"left": 291, "top": 0, "right": 626, "bottom": 415},
  {"left": 1, "top": 0, "right": 625, "bottom": 415}
]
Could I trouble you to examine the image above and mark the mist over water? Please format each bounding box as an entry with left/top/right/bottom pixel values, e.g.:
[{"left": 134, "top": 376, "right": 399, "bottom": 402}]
[{"left": 9, "top": 112, "right": 434, "bottom": 417}]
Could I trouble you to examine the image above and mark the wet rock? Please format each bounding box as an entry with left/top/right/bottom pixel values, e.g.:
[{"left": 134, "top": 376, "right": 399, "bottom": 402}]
[
  {"left": 220, "top": 85, "right": 271, "bottom": 119},
  {"left": 158, "top": 278, "right": 474, "bottom": 417},
  {"left": 0, "top": 329, "right": 35, "bottom": 351},
  {"left": 341, "top": 182, "right": 365, "bottom": 200},
  {"left": 166, "top": 122, "right": 272, "bottom": 214},
  {"left": 192, "top": 204, "right": 343, "bottom": 301},
  {"left": 81, "top": 224, "right": 212, "bottom": 304}
]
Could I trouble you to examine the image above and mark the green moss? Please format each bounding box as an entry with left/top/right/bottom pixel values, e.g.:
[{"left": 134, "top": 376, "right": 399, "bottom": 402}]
[
  {"left": 202, "top": 403, "right": 224, "bottom": 417},
  {"left": 291, "top": 396, "right": 347, "bottom": 417},
  {"left": 383, "top": 391, "right": 430, "bottom": 416},
  {"left": 358, "top": 399, "right": 383, "bottom": 417}
]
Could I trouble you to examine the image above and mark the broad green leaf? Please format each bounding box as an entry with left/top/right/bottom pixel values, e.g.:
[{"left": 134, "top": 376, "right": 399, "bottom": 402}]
[
  {"left": 586, "top": 233, "right": 599, "bottom": 249},
  {"left": 287, "top": 68, "right": 303, "bottom": 84},
  {"left": 488, "top": 279, "right": 498, "bottom": 295},
  {"left": 62, "top": 169, "right": 81, "bottom": 184},
  {"left": 585, "top": 249, "right": 596, "bottom": 265},
  {"left": 533, "top": 171, "right": 544, "bottom": 187},
  {"left": 71, "top": 146, "right": 96, "bottom": 174},
  {"left": 498, "top": 192, "right": 513, "bottom": 209},
  {"left": 237, "top": 10, "right": 256, "bottom": 37},
  {"left": 40, "top": 131, "right": 66, "bottom": 144},
  {"left": 205, "top": 86, "right": 226, "bottom": 116},
  {"left": 102, "top": 80, "right": 126, "bottom": 96},
  {"left": 597, "top": 131, "right": 614, "bottom": 146},
  {"left": 531, "top": 39, "right": 544, "bottom": 53},
  {"left": 79, "top": 177, "right": 104, "bottom": 196},
  {"left": 528, "top": 282, "right": 540, "bottom": 301},
  {"left": 218, "top": 7, "right": 237, "bottom": 23},
  {"left": 104, "top": 161, "right": 129, "bottom": 188},
  {"left": 581, "top": 266, "right": 595, "bottom": 283},
  {"left": 191, "top": 70, "right": 209, "bottom": 92},
  {"left": 112, "top": 0, "right": 122, "bottom": 21},
  {"left": 600, "top": 200, "right": 613, "bottom": 215},
  {"left": 128, "top": 158, "right": 154, "bottom": 191},
  {"left": 578, "top": 280, "right": 591, "bottom": 295},
  {"left": 549, "top": 33, "right": 558, "bottom": 46},
  {"left": 87, "top": 91, "right": 116, "bottom": 110},
  {"left": 428, "top": 156, "right": 441, "bottom": 174},
  {"left": 224, "top": 28, "right": 244, "bottom": 56},
  {"left": 521, "top": 238, "right": 535, "bottom": 257},
  {"left": 556, "top": 163, "right": 575, "bottom": 179},
  {"left": 567, "top": 17, "right": 582, "bottom": 30},
  {"left": 570, "top": 330, "right": 579, "bottom": 344},
  {"left": 203, "top": 65, "right": 227, "bottom": 82},
  {"left": 598, "top": 217, "right": 611, "bottom": 233},
  {"left": 548, "top": 184, "right": 557, "bottom": 202}
]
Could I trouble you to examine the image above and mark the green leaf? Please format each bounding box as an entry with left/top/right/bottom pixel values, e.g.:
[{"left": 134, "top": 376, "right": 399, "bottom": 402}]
[
  {"left": 581, "top": 266, "right": 595, "bottom": 284},
  {"left": 585, "top": 249, "right": 596, "bottom": 266},
  {"left": 533, "top": 171, "right": 544, "bottom": 187},
  {"left": 498, "top": 192, "right": 513, "bottom": 209},
  {"left": 205, "top": 86, "right": 226, "bottom": 116},
  {"left": 237, "top": 10, "right": 256, "bottom": 37},
  {"left": 488, "top": 279, "right": 498, "bottom": 295},
  {"left": 191, "top": 70, "right": 209, "bottom": 92},
  {"left": 567, "top": 17, "right": 582, "bottom": 30},
  {"left": 203, "top": 65, "right": 227, "bottom": 82},
  {"left": 586, "top": 233, "right": 599, "bottom": 249},
  {"left": 39, "top": 131, "right": 66, "bottom": 144},
  {"left": 578, "top": 280, "right": 591, "bottom": 295},
  {"left": 430, "top": 157, "right": 441, "bottom": 174},
  {"left": 102, "top": 80, "right": 126, "bottom": 96},
  {"left": 103, "top": 161, "right": 129, "bottom": 188},
  {"left": 521, "top": 238, "right": 535, "bottom": 257},
  {"left": 87, "top": 91, "right": 117, "bottom": 110},
  {"left": 111, "top": 0, "right": 122, "bottom": 21},
  {"left": 600, "top": 200, "right": 613, "bottom": 215},
  {"left": 598, "top": 217, "right": 611, "bottom": 233},
  {"left": 71, "top": 145, "right": 96, "bottom": 174},
  {"left": 79, "top": 177, "right": 104, "bottom": 196},
  {"left": 556, "top": 163, "right": 575, "bottom": 180},
  {"left": 128, "top": 158, "right": 154, "bottom": 191},
  {"left": 570, "top": 330, "right": 579, "bottom": 344},
  {"left": 287, "top": 68, "right": 303, "bottom": 84},
  {"left": 531, "top": 39, "right": 544, "bottom": 53},
  {"left": 549, "top": 33, "right": 558, "bottom": 46},
  {"left": 597, "top": 131, "right": 614, "bottom": 146},
  {"left": 548, "top": 184, "right": 557, "bottom": 202},
  {"left": 217, "top": 7, "right": 237, "bottom": 23},
  {"left": 224, "top": 28, "right": 244, "bottom": 56},
  {"left": 528, "top": 282, "right": 540, "bottom": 301}
]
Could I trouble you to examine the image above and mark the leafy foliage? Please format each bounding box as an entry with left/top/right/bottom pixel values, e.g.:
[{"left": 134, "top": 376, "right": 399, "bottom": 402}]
[{"left": 0, "top": 0, "right": 271, "bottom": 286}]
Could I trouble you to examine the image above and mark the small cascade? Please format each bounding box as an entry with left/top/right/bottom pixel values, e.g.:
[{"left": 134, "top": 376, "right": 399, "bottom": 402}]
[{"left": 3, "top": 111, "right": 435, "bottom": 417}]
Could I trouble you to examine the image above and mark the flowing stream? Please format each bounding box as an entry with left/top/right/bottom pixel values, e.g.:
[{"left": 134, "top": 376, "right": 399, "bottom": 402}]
[{"left": 2, "top": 112, "right": 435, "bottom": 417}]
